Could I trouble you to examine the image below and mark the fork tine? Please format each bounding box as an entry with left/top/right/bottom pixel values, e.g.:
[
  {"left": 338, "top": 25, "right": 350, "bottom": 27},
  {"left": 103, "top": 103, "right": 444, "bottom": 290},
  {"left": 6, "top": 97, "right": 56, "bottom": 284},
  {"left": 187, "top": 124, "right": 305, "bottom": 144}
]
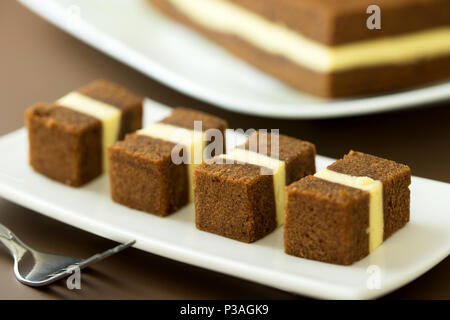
[{"left": 76, "top": 240, "right": 136, "bottom": 270}]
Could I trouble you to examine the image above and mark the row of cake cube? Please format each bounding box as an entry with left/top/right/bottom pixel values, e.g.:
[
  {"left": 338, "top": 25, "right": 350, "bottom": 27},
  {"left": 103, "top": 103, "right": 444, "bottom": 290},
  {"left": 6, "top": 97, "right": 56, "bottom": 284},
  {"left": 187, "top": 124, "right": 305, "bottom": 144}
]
[{"left": 25, "top": 80, "right": 411, "bottom": 265}]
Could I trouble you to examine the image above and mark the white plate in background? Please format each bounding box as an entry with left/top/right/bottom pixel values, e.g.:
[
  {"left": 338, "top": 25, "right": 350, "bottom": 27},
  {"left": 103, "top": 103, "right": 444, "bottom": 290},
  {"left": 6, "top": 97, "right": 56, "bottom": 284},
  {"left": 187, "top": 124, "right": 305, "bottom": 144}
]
[
  {"left": 18, "top": 0, "right": 450, "bottom": 119},
  {"left": 0, "top": 100, "right": 448, "bottom": 299}
]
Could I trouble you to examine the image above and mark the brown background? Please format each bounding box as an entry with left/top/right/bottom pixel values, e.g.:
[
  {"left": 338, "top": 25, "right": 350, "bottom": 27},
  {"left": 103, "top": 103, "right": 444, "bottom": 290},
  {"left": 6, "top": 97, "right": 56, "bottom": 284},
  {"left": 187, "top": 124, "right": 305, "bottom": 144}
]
[{"left": 0, "top": 1, "right": 449, "bottom": 299}]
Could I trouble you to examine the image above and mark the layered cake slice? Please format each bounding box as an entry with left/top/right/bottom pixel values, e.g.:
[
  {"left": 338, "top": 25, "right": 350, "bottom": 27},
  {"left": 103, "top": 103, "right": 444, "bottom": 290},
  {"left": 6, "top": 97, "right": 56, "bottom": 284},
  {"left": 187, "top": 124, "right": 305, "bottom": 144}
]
[
  {"left": 194, "top": 131, "right": 316, "bottom": 243},
  {"left": 149, "top": 0, "right": 450, "bottom": 97},
  {"left": 108, "top": 107, "right": 227, "bottom": 216},
  {"left": 284, "top": 151, "right": 411, "bottom": 265},
  {"left": 26, "top": 80, "right": 143, "bottom": 187}
]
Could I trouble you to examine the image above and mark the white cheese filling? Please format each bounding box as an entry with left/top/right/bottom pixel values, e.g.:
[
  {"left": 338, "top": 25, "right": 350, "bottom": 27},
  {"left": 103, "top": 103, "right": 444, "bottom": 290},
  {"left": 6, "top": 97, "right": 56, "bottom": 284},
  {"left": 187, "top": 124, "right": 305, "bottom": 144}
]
[
  {"left": 168, "top": 0, "right": 450, "bottom": 72},
  {"left": 57, "top": 92, "right": 121, "bottom": 171},
  {"left": 315, "top": 169, "right": 384, "bottom": 252}
]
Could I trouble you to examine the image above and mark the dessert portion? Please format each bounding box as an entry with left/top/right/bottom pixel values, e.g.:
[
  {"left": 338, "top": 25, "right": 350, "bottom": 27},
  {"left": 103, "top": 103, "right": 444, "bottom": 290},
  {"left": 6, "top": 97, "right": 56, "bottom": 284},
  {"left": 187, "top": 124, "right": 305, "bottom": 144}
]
[
  {"left": 26, "top": 80, "right": 143, "bottom": 187},
  {"left": 149, "top": 0, "right": 450, "bottom": 97},
  {"left": 108, "top": 107, "right": 227, "bottom": 216},
  {"left": 284, "top": 151, "right": 411, "bottom": 265},
  {"left": 194, "top": 132, "right": 316, "bottom": 243}
]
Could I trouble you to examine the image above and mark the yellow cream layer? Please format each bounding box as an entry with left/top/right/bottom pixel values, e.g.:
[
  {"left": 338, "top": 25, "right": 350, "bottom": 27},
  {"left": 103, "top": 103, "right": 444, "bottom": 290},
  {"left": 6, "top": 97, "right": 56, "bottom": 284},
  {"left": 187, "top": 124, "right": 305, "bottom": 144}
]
[
  {"left": 168, "top": 0, "right": 450, "bottom": 72},
  {"left": 57, "top": 92, "right": 121, "bottom": 171},
  {"left": 315, "top": 169, "right": 383, "bottom": 252},
  {"left": 138, "top": 123, "right": 205, "bottom": 202},
  {"left": 219, "top": 148, "right": 286, "bottom": 227}
]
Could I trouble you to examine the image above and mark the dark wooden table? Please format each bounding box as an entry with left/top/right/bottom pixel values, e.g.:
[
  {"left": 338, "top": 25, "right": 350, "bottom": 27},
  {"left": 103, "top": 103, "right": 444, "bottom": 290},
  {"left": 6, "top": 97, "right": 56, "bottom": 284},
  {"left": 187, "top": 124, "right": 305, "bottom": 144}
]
[{"left": 0, "top": 1, "right": 448, "bottom": 299}]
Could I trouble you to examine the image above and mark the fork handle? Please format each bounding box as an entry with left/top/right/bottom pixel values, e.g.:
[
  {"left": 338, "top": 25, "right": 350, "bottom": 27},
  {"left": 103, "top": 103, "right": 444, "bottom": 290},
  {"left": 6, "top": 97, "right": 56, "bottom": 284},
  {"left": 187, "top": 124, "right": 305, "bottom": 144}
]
[{"left": 0, "top": 223, "right": 28, "bottom": 258}]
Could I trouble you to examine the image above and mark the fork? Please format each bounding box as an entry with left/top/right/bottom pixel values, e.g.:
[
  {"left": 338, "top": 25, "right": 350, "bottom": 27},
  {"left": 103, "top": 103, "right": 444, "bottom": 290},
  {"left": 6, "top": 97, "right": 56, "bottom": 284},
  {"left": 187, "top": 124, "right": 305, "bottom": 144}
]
[{"left": 0, "top": 223, "right": 135, "bottom": 287}]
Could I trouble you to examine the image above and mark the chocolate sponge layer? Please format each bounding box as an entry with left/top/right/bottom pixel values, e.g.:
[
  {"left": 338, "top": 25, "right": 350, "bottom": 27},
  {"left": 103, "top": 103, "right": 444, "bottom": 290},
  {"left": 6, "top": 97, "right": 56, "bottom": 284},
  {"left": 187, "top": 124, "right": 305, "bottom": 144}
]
[
  {"left": 194, "top": 161, "right": 277, "bottom": 243},
  {"left": 284, "top": 176, "right": 370, "bottom": 265},
  {"left": 108, "top": 134, "right": 189, "bottom": 216},
  {"left": 26, "top": 103, "right": 102, "bottom": 187},
  {"left": 160, "top": 107, "right": 228, "bottom": 132}
]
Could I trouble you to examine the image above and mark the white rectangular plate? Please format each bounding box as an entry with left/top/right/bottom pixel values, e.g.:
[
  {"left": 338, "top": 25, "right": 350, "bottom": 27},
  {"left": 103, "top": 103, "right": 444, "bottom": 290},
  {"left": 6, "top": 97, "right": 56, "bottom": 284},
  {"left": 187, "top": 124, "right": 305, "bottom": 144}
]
[
  {"left": 18, "top": 0, "right": 450, "bottom": 119},
  {"left": 0, "top": 100, "right": 449, "bottom": 299}
]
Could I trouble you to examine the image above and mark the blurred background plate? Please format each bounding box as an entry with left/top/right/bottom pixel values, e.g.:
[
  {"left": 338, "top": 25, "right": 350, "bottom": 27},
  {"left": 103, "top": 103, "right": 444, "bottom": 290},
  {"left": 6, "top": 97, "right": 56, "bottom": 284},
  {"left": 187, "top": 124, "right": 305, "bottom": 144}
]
[{"left": 18, "top": 0, "right": 450, "bottom": 119}]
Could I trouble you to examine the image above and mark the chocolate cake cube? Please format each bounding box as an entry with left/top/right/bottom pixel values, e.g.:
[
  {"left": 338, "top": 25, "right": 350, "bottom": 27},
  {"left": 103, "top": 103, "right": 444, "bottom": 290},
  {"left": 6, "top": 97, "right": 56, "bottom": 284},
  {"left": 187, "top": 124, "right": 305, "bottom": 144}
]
[
  {"left": 194, "top": 132, "right": 316, "bottom": 243},
  {"left": 284, "top": 151, "right": 411, "bottom": 265},
  {"left": 108, "top": 107, "right": 228, "bottom": 216},
  {"left": 108, "top": 134, "right": 188, "bottom": 216},
  {"left": 26, "top": 103, "right": 103, "bottom": 187},
  {"left": 285, "top": 176, "right": 370, "bottom": 265},
  {"left": 327, "top": 151, "right": 411, "bottom": 241},
  {"left": 194, "top": 162, "right": 277, "bottom": 242},
  {"left": 26, "top": 80, "right": 143, "bottom": 187}
]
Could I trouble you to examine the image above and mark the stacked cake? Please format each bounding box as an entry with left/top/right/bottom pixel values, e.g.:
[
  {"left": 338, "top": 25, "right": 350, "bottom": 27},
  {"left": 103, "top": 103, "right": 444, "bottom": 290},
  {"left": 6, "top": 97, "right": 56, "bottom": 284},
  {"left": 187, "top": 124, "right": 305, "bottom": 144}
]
[
  {"left": 26, "top": 80, "right": 143, "bottom": 186},
  {"left": 108, "top": 107, "right": 227, "bottom": 216},
  {"left": 194, "top": 131, "right": 316, "bottom": 242},
  {"left": 149, "top": 0, "right": 450, "bottom": 97},
  {"left": 284, "top": 151, "right": 411, "bottom": 265}
]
